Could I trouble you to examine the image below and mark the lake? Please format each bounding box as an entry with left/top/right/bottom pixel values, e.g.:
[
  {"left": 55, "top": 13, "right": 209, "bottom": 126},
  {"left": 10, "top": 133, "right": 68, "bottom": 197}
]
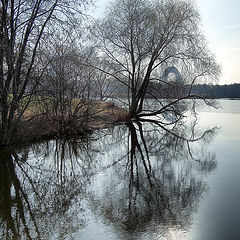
[{"left": 0, "top": 99, "right": 240, "bottom": 240}]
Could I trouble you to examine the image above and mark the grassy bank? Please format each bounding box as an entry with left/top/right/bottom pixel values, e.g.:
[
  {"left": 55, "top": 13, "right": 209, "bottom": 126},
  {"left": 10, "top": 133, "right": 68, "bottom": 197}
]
[{"left": 0, "top": 99, "right": 128, "bottom": 146}]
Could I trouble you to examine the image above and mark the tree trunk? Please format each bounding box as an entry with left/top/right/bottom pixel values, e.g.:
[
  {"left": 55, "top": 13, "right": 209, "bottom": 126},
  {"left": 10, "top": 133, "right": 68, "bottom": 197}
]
[{"left": 0, "top": 104, "right": 12, "bottom": 146}]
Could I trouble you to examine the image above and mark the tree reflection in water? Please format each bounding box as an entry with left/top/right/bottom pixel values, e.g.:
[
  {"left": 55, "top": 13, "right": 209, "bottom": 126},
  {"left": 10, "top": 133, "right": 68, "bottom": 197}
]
[
  {"left": 0, "top": 138, "right": 96, "bottom": 240},
  {"left": 0, "top": 121, "right": 217, "bottom": 239},
  {"left": 88, "top": 120, "right": 217, "bottom": 239}
]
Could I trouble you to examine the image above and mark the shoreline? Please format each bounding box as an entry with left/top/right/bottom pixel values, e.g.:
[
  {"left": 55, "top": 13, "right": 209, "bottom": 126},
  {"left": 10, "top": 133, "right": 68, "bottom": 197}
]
[{"left": 0, "top": 101, "right": 128, "bottom": 148}]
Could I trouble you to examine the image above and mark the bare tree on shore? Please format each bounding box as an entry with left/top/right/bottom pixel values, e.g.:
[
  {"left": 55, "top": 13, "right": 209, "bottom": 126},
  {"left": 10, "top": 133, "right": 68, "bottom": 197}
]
[
  {"left": 37, "top": 37, "right": 98, "bottom": 135},
  {"left": 0, "top": 0, "right": 91, "bottom": 145},
  {"left": 91, "top": 0, "right": 220, "bottom": 121}
]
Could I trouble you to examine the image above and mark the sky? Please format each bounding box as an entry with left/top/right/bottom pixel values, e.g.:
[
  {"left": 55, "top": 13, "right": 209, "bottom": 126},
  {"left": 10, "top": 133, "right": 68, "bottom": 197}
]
[
  {"left": 196, "top": 0, "right": 240, "bottom": 84},
  {"left": 90, "top": 0, "right": 240, "bottom": 85}
]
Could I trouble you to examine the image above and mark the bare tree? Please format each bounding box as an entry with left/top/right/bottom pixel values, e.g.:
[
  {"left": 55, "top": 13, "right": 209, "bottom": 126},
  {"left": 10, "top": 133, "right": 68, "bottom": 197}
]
[
  {"left": 91, "top": 0, "right": 220, "bottom": 121},
  {"left": 0, "top": 0, "right": 91, "bottom": 145},
  {"left": 91, "top": 60, "right": 117, "bottom": 101},
  {"left": 37, "top": 38, "right": 97, "bottom": 136}
]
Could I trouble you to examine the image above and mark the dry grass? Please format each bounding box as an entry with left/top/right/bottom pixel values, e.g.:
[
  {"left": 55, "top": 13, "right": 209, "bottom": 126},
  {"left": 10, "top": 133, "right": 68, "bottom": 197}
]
[
  {"left": 88, "top": 101, "right": 128, "bottom": 129},
  {"left": 0, "top": 97, "right": 129, "bottom": 146},
  {"left": 6, "top": 99, "right": 128, "bottom": 145}
]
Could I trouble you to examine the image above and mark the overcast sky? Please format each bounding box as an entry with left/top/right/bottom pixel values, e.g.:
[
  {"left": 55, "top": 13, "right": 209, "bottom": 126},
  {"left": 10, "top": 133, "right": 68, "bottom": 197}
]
[{"left": 91, "top": 0, "right": 240, "bottom": 85}]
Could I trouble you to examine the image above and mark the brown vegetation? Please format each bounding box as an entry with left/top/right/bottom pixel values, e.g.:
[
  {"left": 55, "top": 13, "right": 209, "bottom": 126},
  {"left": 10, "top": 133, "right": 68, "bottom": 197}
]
[{"left": 7, "top": 100, "right": 127, "bottom": 146}]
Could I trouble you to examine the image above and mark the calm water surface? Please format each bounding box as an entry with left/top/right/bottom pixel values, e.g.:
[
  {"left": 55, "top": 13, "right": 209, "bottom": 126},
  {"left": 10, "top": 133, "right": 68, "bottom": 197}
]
[{"left": 0, "top": 99, "right": 240, "bottom": 240}]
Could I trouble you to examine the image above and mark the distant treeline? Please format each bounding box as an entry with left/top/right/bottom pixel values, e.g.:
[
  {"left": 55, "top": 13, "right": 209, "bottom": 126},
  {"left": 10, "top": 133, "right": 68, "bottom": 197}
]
[
  {"left": 112, "top": 83, "right": 240, "bottom": 99},
  {"left": 191, "top": 84, "right": 240, "bottom": 98}
]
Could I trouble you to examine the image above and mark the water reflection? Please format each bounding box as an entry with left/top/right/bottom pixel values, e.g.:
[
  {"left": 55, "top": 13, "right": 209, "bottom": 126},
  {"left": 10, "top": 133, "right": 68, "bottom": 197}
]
[
  {"left": 87, "top": 121, "right": 217, "bottom": 239},
  {"left": 0, "top": 121, "right": 217, "bottom": 240},
  {"left": 0, "top": 138, "right": 96, "bottom": 240},
  {"left": 0, "top": 148, "right": 39, "bottom": 240}
]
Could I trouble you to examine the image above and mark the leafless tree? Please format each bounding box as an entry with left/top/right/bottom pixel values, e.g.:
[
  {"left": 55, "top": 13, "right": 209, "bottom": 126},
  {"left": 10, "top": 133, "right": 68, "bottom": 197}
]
[
  {"left": 0, "top": 0, "right": 91, "bottom": 145},
  {"left": 91, "top": 60, "right": 117, "bottom": 101},
  {"left": 36, "top": 38, "right": 98, "bottom": 135},
  {"left": 91, "top": 0, "right": 220, "bottom": 121}
]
